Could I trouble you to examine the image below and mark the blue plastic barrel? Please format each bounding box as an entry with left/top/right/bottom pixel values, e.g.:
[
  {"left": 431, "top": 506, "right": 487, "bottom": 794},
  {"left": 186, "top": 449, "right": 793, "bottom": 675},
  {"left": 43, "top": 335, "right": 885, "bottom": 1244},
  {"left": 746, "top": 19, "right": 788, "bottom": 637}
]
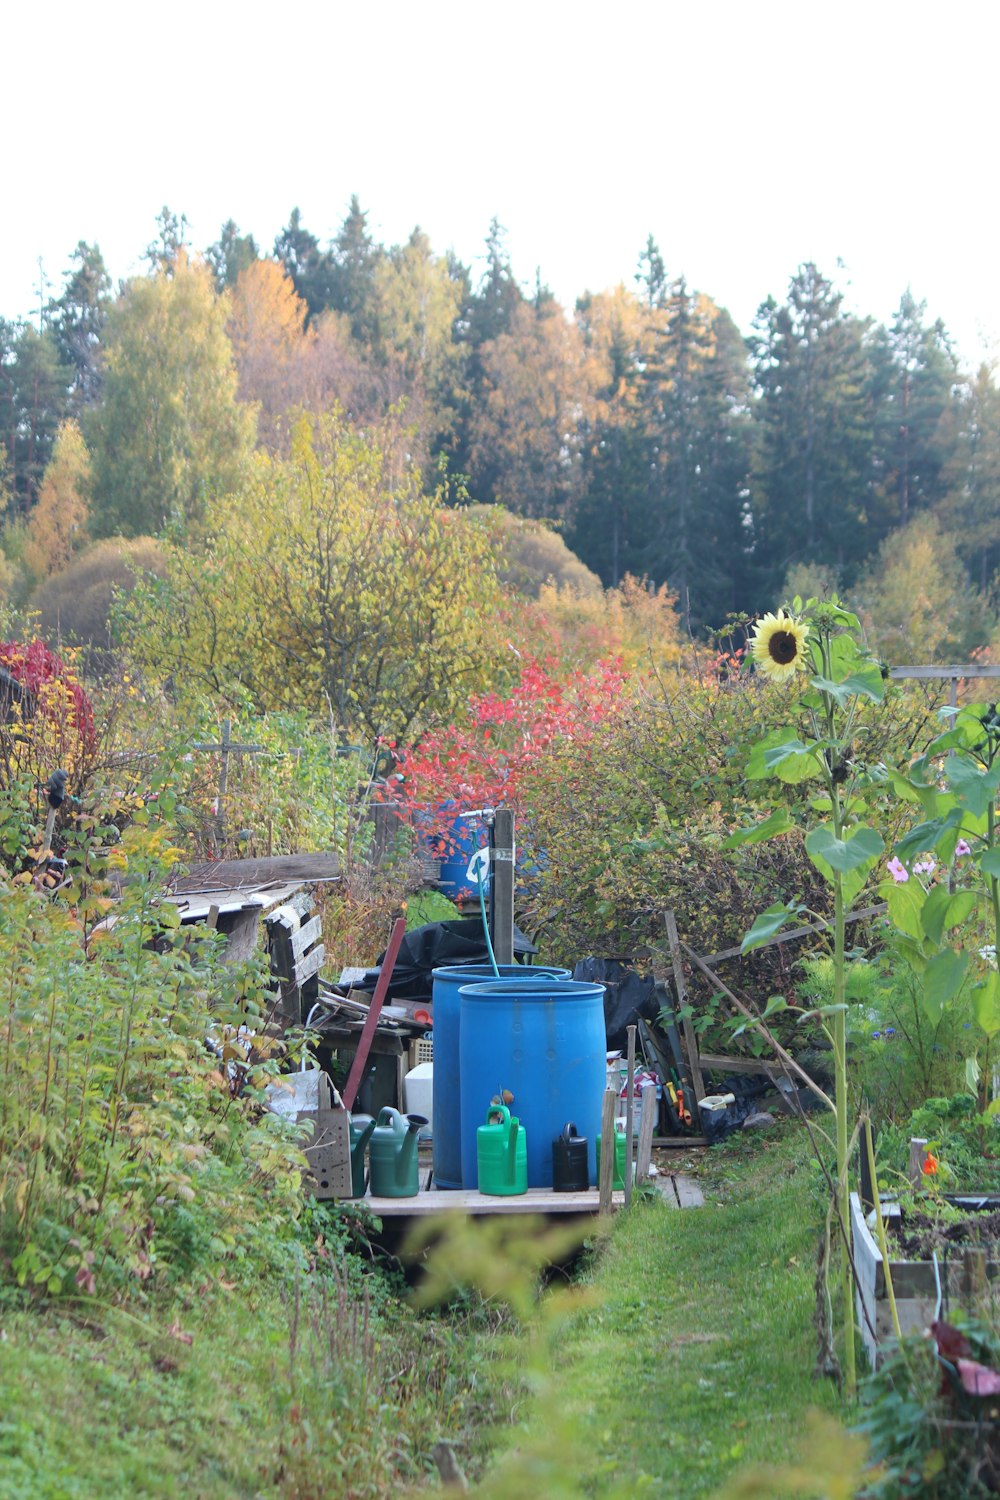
[
  {"left": 431, "top": 964, "right": 569, "bottom": 1188},
  {"left": 459, "top": 977, "right": 606, "bottom": 1190}
]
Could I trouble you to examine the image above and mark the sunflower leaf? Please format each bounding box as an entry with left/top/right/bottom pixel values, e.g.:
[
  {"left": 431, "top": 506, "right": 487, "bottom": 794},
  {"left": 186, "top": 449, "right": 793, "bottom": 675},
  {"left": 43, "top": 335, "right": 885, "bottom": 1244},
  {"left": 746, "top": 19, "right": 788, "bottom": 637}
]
[
  {"left": 741, "top": 901, "right": 801, "bottom": 954},
  {"left": 805, "top": 824, "right": 884, "bottom": 874},
  {"left": 723, "top": 807, "right": 795, "bottom": 849},
  {"left": 921, "top": 949, "right": 969, "bottom": 1024},
  {"left": 973, "top": 973, "right": 1000, "bottom": 1038},
  {"left": 945, "top": 759, "right": 1000, "bottom": 818},
  {"left": 810, "top": 669, "right": 884, "bottom": 707},
  {"left": 980, "top": 849, "right": 1000, "bottom": 880}
]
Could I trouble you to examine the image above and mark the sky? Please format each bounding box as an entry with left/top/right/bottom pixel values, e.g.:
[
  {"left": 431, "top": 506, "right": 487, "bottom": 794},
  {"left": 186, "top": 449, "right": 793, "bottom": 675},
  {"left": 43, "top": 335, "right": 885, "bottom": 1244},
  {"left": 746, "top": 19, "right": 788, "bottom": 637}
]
[{"left": 5, "top": 0, "right": 999, "bottom": 365}]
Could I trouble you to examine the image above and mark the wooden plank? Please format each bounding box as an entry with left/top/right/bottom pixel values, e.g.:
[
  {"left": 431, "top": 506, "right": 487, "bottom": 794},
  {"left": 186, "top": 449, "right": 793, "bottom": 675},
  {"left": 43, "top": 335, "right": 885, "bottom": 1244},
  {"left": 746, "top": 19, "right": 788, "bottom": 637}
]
[
  {"left": 492, "top": 810, "right": 515, "bottom": 966},
  {"left": 290, "top": 916, "right": 322, "bottom": 962},
  {"left": 653, "top": 1135, "right": 710, "bottom": 1148},
  {"left": 889, "top": 664, "right": 1000, "bottom": 680},
  {"left": 701, "top": 904, "right": 887, "bottom": 966},
  {"left": 365, "top": 1185, "right": 626, "bottom": 1217},
  {"left": 698, "top": 1052, "right": 783, "bottom": 1079},
  {"left": 635, "top": 1089, "right": 656, "bottom": 1181},
  {"left": 293, "top": 944, "right": 325, "bottom": 985},
  {"left": 599, "top": 1088, "right": 617, "bottom": 1216},
  {"left": 664, "top": 911, "right": 706, "bottom": 1103}
]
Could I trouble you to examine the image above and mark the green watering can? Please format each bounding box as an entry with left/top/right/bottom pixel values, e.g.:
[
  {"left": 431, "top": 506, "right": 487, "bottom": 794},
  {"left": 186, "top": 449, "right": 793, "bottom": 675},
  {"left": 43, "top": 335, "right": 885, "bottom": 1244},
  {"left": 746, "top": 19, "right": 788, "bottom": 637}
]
[
  {"left": 477, "top": 1103, "right": 527, "bottom": 1196},
  {"left": 368, "top": 1107, "right": 427, "bottom": 1198},
  {"left": 347, "top": 1114, "right": 376, "bottom": 1199},
  {"left": 596, "top": 1121, "right": 627, "bottom": 1192}
]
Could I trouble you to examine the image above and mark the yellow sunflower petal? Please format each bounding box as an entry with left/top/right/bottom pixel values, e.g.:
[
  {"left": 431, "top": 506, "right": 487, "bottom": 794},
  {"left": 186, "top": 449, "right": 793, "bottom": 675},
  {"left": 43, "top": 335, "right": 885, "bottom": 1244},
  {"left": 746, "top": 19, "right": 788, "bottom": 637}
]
[{"left": 751, "top": 610, "right": 809, "bottom": 683}]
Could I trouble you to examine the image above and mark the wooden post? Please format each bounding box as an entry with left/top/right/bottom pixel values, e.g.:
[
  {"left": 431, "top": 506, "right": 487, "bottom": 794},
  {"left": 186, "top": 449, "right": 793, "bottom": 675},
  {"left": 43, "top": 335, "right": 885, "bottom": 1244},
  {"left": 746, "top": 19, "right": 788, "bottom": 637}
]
[
  {"left": 624, "top": 1024, "right": 636, "bottom": 1207},
  {"left": 492, "top": 809, "right": 515, "bottom": 965},
  {"left": 963, "top": 1247, "right": 988, "bottom": 1311},
  {"left": 664, "top": 911, "right": 706, "bottom": 1104},
  {"left": 908, "top": 1137, "right": 929, "bottom": 1187},
  {"left": 598, "top": 1087, "right": 616, "bottom": 1216},
  {"left": 635, "top": 1083, "right": 656, "bottom": 1182}
]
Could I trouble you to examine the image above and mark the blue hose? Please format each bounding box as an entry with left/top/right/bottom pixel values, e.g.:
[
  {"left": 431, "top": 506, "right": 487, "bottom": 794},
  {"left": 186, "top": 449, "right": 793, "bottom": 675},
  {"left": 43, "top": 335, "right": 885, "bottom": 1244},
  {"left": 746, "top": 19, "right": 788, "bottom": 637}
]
[{"left": 476, "top": 862, "right": 500, "bottom": 977}]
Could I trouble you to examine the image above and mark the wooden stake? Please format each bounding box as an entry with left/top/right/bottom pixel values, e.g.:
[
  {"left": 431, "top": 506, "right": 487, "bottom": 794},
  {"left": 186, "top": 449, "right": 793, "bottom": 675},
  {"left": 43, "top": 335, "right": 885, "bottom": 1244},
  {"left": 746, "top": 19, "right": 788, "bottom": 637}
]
[
  {"left": 598, "top": 1088, "right": 616, "bottom": 1217},
  {"left": 624, "top": 1024, "right": 636, "bottom": 1207},
  {"left": 635, "top": 1085, "right": 656, "bottom": 1182},
  {"left": 664, "top": 911, "right": 705, "bottom": 1103}
]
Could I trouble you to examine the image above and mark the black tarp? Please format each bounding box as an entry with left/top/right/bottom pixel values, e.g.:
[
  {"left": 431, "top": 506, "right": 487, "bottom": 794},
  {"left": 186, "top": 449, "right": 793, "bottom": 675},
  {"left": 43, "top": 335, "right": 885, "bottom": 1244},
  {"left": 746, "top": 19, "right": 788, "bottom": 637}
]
[
  {"left": 359, "top": 919, "right": 538, "bottom": 1006},
  {"left": 572, "top": 957, "right": 660, "bottom": 1050}
]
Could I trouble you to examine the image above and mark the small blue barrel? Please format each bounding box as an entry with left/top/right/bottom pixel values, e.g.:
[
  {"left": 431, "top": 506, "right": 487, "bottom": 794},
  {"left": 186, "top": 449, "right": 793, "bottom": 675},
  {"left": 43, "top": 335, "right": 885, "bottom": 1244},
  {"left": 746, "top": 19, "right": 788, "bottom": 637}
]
[
  {"left": 431, "top": 963, "right": 569, "bottom": 1188},
  {"left": 459, "top": 977, "right": 606, "bottom": 1189}
]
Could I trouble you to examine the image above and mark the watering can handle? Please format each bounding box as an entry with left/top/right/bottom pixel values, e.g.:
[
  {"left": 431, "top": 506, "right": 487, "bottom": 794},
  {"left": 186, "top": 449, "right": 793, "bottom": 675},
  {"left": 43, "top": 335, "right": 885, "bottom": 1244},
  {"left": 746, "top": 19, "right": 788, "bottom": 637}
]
[
  {"left": 487, "top": 1103, "right": 512, "bottom": 1126},
  {"left": 561, "top": 1122, "right": 578, "bottom": 1142},
  {"left": 508, "top": 1114, "right": 519, "bottom": 1169}
]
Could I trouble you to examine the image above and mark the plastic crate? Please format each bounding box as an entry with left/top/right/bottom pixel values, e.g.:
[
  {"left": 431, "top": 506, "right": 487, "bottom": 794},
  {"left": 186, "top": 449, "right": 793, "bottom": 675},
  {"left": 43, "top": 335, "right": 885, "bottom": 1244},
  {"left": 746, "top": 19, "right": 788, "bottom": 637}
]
[{"left": 409, "top": 1036, "right": 434, "bottom": 1069}]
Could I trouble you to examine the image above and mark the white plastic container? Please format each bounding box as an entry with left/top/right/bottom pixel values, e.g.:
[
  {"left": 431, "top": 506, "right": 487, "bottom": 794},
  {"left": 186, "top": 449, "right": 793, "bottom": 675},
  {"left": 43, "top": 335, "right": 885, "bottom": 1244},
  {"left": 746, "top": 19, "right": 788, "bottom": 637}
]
[{"left": 403, "top": 1061, "right": 433, "bottom": 1139}]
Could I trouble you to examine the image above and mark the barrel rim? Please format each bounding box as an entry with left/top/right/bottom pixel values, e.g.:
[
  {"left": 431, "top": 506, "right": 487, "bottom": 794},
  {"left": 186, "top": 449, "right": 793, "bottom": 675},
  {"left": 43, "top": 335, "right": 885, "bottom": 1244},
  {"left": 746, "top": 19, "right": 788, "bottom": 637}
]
[
  {"left": 432, "top": 963, "right": 570, "bottom": 980},
  {"left": 458, "top": 978, "right": 605, "bottom": 1000}
]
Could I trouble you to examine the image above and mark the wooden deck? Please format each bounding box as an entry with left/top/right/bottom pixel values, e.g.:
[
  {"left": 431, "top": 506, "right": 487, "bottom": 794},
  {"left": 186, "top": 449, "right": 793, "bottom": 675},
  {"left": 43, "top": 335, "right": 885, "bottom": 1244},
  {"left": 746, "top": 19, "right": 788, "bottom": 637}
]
[{"left": 365, "top": 1185, "right": 625, "bottom": 1217}]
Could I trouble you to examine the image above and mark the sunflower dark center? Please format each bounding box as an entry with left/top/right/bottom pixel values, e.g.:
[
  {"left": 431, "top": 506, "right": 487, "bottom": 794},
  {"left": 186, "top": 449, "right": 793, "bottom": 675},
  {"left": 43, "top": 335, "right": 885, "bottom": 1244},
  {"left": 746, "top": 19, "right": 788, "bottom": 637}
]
[{"left": 768, "top": 630, "right": 798, "bottom": 665}]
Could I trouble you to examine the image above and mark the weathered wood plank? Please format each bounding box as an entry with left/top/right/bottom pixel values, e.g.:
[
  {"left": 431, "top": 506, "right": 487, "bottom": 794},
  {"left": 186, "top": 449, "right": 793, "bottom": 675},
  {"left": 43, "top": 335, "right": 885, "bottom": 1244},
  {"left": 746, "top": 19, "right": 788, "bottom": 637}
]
[
  {"left": 291, "top": 916, "right": 322, "bottom": 962},
  {"left": 599, "top": 1087, "right": 617, "bottom": 1216},
  {"left": 635, "top": 1091, "right": 656, "bottom": 1181},
  {"left": 293, "top": 945, "right": 325, "bottom": 985}
]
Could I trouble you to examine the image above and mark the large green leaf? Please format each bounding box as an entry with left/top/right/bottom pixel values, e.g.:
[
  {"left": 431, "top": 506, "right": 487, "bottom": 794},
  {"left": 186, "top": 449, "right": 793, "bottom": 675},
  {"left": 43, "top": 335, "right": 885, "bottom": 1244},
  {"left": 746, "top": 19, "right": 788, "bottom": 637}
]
[
  {"left": 809, "top": 668, "right": 884, "bottom": 707},
  {"left": 973, "top": 972, "right": 1000, "bottom": 1038},
  {"left": 723, "top": 807, "right": 794, "bottom": 849},
  {"left": 741, "top": 901, "right": 799, "bottom": 955},
  {"left": 746, "top": 729, "right": 827, "bottom": 786},
  {"left": 921, "top": 948, "right": 969, "bottom": 1024},
  {"left": 945, "top": 759, "right": 1000, "bottom": 819},
  {"left": 921, "top": 885, "right": 955, "bottom": 947},
  {"left": 879, "top": 878, "right": 926, "bottom": 944},
  {"left": 980, "top": 848, "right": 1000, "bottom": 880},
  {"left": 895, "top": 809, "right": 965, "bottom": 863},
  {"left": 805, "top": 824, "right": 883, "bottom": 875}
]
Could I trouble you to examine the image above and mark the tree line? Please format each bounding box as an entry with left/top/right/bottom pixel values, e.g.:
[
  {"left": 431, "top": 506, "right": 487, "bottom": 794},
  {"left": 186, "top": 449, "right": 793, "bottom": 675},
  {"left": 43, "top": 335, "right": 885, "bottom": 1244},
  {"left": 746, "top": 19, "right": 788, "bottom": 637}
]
[{"left": 1, "top": 201, "right": 998, "bottom": 645}]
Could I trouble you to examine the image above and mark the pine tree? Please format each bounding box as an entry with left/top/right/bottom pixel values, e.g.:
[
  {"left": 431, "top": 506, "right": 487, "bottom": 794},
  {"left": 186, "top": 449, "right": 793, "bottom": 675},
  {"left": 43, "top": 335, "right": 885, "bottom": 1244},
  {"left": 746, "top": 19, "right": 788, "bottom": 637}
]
[
  {"left": 869, "top": 290, "right": 959, "bottom": 531},
  {"left": 206, "top": 220, "right": 259, "bottom": 291},
  {"left": 751, "top": 264, "right": 874, "bottom": 593},
  {"left": 48, "top": 242, "right": 112, "bottom": 410}
]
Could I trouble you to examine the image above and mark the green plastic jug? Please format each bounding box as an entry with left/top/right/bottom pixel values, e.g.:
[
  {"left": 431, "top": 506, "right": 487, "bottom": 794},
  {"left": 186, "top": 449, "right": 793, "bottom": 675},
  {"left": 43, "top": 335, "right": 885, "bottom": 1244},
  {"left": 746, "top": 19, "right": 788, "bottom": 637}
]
[
  {"left": 347, "top": 1114, "right": 376, "bottom": 1198},
  {"left": 368, "top": 1107, "right": 426, "bottom": 1198},
  {"left": 476, "top": 1103, "right": 527, "bottom": 1196},
  {"left": 596, "top": 1121, "right": 627, "bottom": 1192}
]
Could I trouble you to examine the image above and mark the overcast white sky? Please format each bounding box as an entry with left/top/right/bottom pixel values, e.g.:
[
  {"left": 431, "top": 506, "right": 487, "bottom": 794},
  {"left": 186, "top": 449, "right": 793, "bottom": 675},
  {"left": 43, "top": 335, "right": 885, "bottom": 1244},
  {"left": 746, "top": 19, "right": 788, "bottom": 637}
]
[{"left": 5, "top": 0, "right": 999, "bottom": 365}]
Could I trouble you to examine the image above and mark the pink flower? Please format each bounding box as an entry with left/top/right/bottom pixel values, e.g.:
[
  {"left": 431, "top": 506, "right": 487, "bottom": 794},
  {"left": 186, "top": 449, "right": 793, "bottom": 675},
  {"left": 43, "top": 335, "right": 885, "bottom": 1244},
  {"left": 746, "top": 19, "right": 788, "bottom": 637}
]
[
  {"left": 956, "top": 839, "right": 972, "bottom": 858},
  {"left": 887, "top": 857, "right": 909, "bottom": 884},
  {"left": 914, "top": 858, "right": 936, "bottom": 877}
]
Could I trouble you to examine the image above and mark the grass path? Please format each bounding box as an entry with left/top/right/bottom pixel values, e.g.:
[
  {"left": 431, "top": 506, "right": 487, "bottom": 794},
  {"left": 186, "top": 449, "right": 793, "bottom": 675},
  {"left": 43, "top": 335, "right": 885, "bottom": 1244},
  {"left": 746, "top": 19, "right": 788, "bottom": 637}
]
[{"left": 482, "top": 1128, "right": 847, "bottom": 1498}]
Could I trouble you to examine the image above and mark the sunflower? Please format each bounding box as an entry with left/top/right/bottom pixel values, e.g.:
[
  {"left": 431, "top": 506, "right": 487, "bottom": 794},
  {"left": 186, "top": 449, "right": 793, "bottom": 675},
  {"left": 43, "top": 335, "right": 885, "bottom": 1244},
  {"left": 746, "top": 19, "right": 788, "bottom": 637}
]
[{"left": 751, "top": 609, "right": 809, "bottom": 683}]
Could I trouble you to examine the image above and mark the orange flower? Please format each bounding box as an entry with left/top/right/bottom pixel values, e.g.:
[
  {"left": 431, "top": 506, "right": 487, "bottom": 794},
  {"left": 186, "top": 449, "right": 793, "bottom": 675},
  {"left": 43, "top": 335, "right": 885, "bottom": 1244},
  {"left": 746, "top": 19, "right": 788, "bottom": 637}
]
[{"left": 922, "top": 1152, "right": 939, "bottom": 1176}]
